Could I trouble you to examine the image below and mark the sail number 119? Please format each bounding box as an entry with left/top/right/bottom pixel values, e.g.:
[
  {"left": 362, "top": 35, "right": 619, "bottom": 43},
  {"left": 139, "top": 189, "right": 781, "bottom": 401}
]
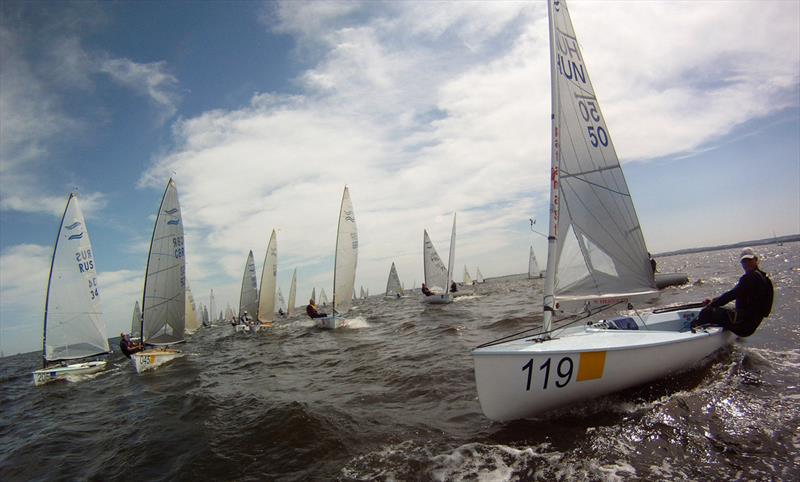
[{"left": 522, "top": 357, "right": 573, "bottom": 390}]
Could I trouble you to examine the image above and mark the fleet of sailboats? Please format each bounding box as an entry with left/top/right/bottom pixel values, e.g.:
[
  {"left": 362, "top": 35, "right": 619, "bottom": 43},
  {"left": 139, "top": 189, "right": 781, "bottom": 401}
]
[
  {"left": 130, "top": 179, "right": 187, "bottom": 374},
  {"left": 33, "top": 193, "right": 110, "bottom": 386},
  {"left": 471, "top": 0, "right": 733, "bottom": 421}
]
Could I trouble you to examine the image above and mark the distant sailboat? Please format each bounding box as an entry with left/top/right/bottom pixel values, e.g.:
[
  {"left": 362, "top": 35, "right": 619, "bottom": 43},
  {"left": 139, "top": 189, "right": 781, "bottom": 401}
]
[
  {"left": 311, "top": 287, "right": 316, "bottom": 305},
  {"left": 463, "top": 266, "right": 473, "bottom": 286},
  {"left": 207, "top": 288, "right": 216, "bottom": 327},
  {"left": 287, "top": 268, "right": 297, "bottom": 316},
  {"left": 277, "top": 288, "right": 287, "bottom": 315},
  {"left": 360, "top": 286, "right": 366, "bottom": 300},
  {"left": 131, "top": 301, "right": 142, "bottom": 340},
  {"left": 33, "top": 193, "right": 110, "bottom": 385},
  {"left": 476, "top": 267, "right": 485, "bottom": 284},
  {"left": 422, "top": 213, "right": 456, "bottom": 304},
  {"left": 384, "top": 262, "right": 405, "bottom": 299},
  {"left": 257, "top": 230, "right": 278, "bottom": 328},
  {"left": 131, "top": 179, "right": 187, "bottom": 374},
  {"left": 185, "top": 287, "right": 200, "bottom": 334},
  {"left": 472, "top": 0, "right": 732, "bottom": 421},
  {"left": 319, "top": 288, "right": 329, "bottom": 307},
  {"left": 236, "top": 250, "right": 258, "bottom": 332},
  {"left": 317, "top": 186, "right": 358, "bottom": 329},
  {"left": 528, "top": 246, "right": 542, "bottom": 279}
]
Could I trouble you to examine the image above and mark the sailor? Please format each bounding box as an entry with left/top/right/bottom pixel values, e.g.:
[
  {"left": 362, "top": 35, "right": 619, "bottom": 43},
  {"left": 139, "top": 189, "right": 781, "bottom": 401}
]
[
  {"left": 692, "top": 247, "right": 773, "bottom": 337},
  {"left": 306, "top": 299, "right": 327, "bottom": 319},
  {"left": 648, "top": 252, "right": 657, "bottom": 273},
  {"left": 278, "top": 307, "right": 285, "bottom": 317},
  {"left": 119, "top": 333, "right": 142, "bottom": 359},
  {"left": 421, "top": 283, "right": 433, "bottom": 296},
  {"left": 450, "top": 281, "right": 458, "bottom": 293}
]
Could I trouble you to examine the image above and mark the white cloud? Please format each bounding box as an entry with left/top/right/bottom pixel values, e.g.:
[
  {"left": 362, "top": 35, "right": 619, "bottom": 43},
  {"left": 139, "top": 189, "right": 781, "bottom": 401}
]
[{"left": 99, "top": 57, "right": 180, "bottom": 120}]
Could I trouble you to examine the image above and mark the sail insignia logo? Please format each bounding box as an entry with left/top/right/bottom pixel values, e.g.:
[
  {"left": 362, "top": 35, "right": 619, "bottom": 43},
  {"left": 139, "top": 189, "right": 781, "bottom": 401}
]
[
  {"left": 68, "top": 232, "right": 84, "bottom": 240},
  {"left": 65, "top": 222, "right": 82, "bottom": 230},
  {"left": 167, "top": 219, "right": 180, "bottom": 225},
  {"left": 344, "top": 210, "right": 355, "bottom": 222},
  {"left": 164, "top": 208, "right": 179, "bottom": 215}
]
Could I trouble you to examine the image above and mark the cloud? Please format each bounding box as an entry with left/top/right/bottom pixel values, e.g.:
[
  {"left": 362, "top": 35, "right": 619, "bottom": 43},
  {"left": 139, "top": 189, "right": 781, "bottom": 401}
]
[{"left": 99, "top": 57, "right": 180, "bottom": 120}]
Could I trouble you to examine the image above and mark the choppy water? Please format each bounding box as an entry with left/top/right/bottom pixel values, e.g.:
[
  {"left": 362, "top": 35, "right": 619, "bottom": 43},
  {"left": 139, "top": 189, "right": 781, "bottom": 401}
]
[{"left": 2, "top": 243, "right": 798, "bottom": 481}]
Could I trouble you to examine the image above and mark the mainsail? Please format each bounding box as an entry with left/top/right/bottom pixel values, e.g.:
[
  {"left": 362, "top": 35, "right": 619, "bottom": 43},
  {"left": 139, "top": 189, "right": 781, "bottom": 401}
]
[
  {"left": 42, "top": 193, "right": 109, "bottom": 362},
  {"left": 423, "top": 230, "right": 447, "bottom": 292},
  {"left": 131, "top": 301, "right": 142, "bottom": 338},
  {"left": 544, "top": 0, "right": 657, "bottom": 327},
  {"left": 141, "top": 179, "right": 186, "bottom": 346},
  {"left": 287, "top": 269, "right": 297, "bottom": 316},
  {"left": 446, "top": 214, "right": 456, "bottom": 288},
  {"left": 257, "top": 230, "right": 278, "bottom": 323},
  {"left": 463, "top": 266, "right": 473, "bottom": 285},
  {"left": 238, "top": 251, "right": 258, "bottom": 317},
  {"left": 332, "top": 186, "right": 358, "bottom": 314},
  {"left": 476, "top": 267, "right": 484, "bottom": 283},
  {"left": 528, "top": 246, "right": 540, "bottom": 278},
  {"left": 385, "top": 262, "right": 402, "bottom": 296},
  {"left": 185, "top": 286, "right": 200, "bottom": 333},
  {"left": 319, "top": 288, "right": 329, "bottom": 306}
]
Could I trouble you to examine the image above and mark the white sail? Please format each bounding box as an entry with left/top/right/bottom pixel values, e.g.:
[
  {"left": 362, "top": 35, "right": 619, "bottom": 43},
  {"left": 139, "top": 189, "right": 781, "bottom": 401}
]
[
  {"left": 545, "top": 0, "right": 657, "bottom": 314},
  {"left": 333, "top": 186, "right": 358, "bottom": 314},
  {"left": 446, "top": 213, "right": 456, "bottom": 289},
  {"left": 141, "top": 179, "right": 186, "bottom": 346},
  {"left": 385, "top": 262, "right": 402, "bottom": 296},
  {"left": 423, "top": 230, "right": 448, "bottom": 292},
  {"left": 238, "top": 251, "right": 258, "bottom": 318},
  {"left": 319, "top": 288, "right": 329, "bottom": 306},
  {"left": 311, "top": 287, "right": 316, "bottom": 304},
  {"left": 42, "top": 193, "right": 109, "bottom": 362},
  {"left": 257, "top": 230, "right": 278, "bottom": 323},
  {"left": 225, "top": 303, "right": 235, "bottom": 320},
  {"left": 131, "top": 301, "right": 142, "bottom": 338},
  {"left": 360, "top": 286, "right": 366, "bottom": 299},
  {"left": 185, "top": 287, "right": 200, "bottom": 333},
  {"left": 277, "top": 288, "right": 287, "bottom": 313},
  {"left": 209, "top": 289, "right": 216, "bottom": 323},
  {"left": 476, "top": 267, "right": 484, "bottom": 283},
  {"left": 287, "top": 268, "right": 297, "bottom": 316},
  {"left": 463, "top": 265, "right": 473, "bottom": 285},
  {"left": 528, "top": 246, "right": 540, "bottom": 278}
]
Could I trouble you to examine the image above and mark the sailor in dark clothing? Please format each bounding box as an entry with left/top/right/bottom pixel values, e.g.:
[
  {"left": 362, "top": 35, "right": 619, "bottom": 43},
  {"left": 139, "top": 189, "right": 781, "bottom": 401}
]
[
  {"left": 692, "top": 247, "right": 773, "bottom": 337},
  {"left": 119, "top": 333, "right": 142, "bottom": 359},
  {"left": 450, "top": 281, "right": 458, "bottom": 293},
  {"left": 421, "top": 283, "right": 433, "bottom": 296},
  {"left": 306, "top": 299, "right": 327, "bottom": 319}
]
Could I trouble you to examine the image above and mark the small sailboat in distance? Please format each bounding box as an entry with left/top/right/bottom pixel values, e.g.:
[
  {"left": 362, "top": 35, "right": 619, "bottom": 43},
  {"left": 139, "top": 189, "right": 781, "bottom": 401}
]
[
  {"left": 472, "top": 0, "right": 733, "bottom": 421},
  {"left": 185, "top": 286, "right": 200, "bottom": 334},
  {"left": 528, "top": 246, "right": 542, "bottom": 279},
  {"left": 384, "top": 262, "right": 406, "bottom": 299},
  {"left": 131, "top": 179, "right": 187, "bottom": 374},
  {"left": 476, "top": 267, "right": 485, "bottom": 284},
  {"left": 33, "top": 193, "right": 110, "bottom": 386},
  {"left": 317, "top": 186, "right": 358, "bottom": 329},
  {"left": 463, "top": 266, "right": 473, "bottom": 286},
  {"left": 257, "top": 230, "right": 278, "bottom": 329},
  {"left": 319, "top": 288, "right": 329, "bottom": 307},
  {"left": 311, "top": 287, "right": 316, "bottom": 305},
  {"left": 422, "top": 213, "right": 456, "bottom": 304},
  {"left": 131, "top": 301, "right": 142, "bottom": 342},
  {"left": 287, "top": 268, "right": 297, "bottom": 316}
]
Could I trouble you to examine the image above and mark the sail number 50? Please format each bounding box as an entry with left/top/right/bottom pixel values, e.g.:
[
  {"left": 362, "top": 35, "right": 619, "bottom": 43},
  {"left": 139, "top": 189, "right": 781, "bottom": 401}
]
[
  {"left": 578, "top": 99, "right": 608, "bottom": 148},
  {"left": 522, "top": 357, "right": 573, "bottom": 391}
]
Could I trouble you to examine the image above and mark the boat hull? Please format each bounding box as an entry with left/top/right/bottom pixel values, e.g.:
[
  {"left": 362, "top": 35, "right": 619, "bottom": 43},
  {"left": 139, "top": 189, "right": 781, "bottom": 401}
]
[
  {"left": 131, "top": 348, "right": 184, "bottom": 374},
  {"left": 316, "top": 315, "right": 347, "bottom": 329},
  {"left": 33, "top": 360, "right": 107, "bottom": 386},
  {"left": 422, "top": 293, "right": 451, "bottom": 304},
  {"left": 472, "top": 310, "right": 735, "bottom": 421}
]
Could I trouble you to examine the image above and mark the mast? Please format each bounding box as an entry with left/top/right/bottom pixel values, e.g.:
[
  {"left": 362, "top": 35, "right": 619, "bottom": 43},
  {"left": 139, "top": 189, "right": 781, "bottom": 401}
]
[
  {"left": 42, "top": 193, "right": 73, "bottom": 368},
  {"left": 542, "top": 0, "right": 560, "bottom": 334}
]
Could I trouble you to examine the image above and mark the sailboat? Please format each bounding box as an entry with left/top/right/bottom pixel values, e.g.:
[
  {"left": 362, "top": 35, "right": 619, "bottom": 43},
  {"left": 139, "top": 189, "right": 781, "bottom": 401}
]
[
  {"left": 207, "top": 288, "right": 216, "bottom": 327},
  {"left": 287, "top": 268, "right": 297, "bottom": 316},
  {"left": 257, "top": 230, "right": 278, "bottom": 329},
  {"left": 463, "top": 266, "right": 473, "bottom": 286},
  {"left": 131, "top": 301, "right": 142, "bottom": 341},
  {"left": 471, "top": 0, "right": 734, "bottom": 421},
  {"left": 316, "top": 186, "right": 358, "bottom": 329},
  {"left": 236, "top": 251, "right": 259, "bottom": 332},
  {"left": 131, "top": 179, "right": 187, "bottom": 374},
  {"left": 185, "top": 287, "right": 200, "bottom": 334},
  {"left": 359, "top": 286, "right": 366, "bottom": 300},
  {"left": 384, "top": 262, "right": 406, "bottom": 299},
  {"left": 475, "top": 267, "right": 485, "bottom": 284},
  {"left": 277, "top": 288, "right": 287, "bottom": 316},
  {"left": 310, "top": 287, "right": 316, "bottom": 304},
  {"left": 528, "top": 246, "right": 542, "bottom": 279},
  {"left": 33, "top": 193, "right": 110, "bottom": 386},
  {"left": 319, "top": 288, "right": 329, "bottom": 307},
  {"left": 422, "top": 214, "right": 456, "bottom": 304}
]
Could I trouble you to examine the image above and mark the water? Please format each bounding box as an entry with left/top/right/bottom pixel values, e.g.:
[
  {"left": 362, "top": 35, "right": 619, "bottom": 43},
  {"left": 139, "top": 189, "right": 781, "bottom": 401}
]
[{"left": 2, "top": 243, "right": 798, "bottom": 481}]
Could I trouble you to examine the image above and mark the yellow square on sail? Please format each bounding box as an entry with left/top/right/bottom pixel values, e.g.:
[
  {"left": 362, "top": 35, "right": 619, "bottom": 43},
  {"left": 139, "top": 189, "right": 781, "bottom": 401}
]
[{"left": 577, "top": 351, "right": 606, "bottom": 381}]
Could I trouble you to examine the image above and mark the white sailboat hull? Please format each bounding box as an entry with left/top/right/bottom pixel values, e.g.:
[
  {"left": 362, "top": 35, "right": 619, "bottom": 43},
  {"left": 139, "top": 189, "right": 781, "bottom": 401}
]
[
  {"left": 472, "top": 310, "right": 735, "bottom": 421},
  {"left": 422, "top": 293, "right": 451, "bottom": 304},
  {"left": 33, "top": 360, "right": 107, "bottom": 386},
  {"left": 131, "top": 348, "right": 184, "bottom": 374},
  {"left": 316, "top": 315, "right": 348, "bottom": 329}
]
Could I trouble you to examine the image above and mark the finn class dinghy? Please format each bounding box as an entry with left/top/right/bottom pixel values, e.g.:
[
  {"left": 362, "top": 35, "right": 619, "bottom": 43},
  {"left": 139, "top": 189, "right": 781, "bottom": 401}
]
[
  {"left": 256, "top": 230, "right": 278, "bottom": 329},
  {"left": 463, "top": 266, "right": 474, "bottom": 286},
  {"left": 131, "top": 179, "right": 187, "bottom": 374},
  {"left": 316, "top": 186, "right": 358, "bottom": 329},
  {"left": 472, "top": 0, "right": 734, "bottom": 421},
  {"left": 422, "top": 213, "right": 456, "bottom": 304},
  {"left": 475, "top": 267, "right": 484, "bottom": 284},
  {"left": 384, "top": 262, "right": 407, "bottom": 299},
  {"left": 319, "top": 288, "right": 329, "bottom": 307},
  {"left": 528, "top": 246, "right": 542, "bottom": 279},
  {"left": 130, "top": 301, "right": 142, "bottom": 343},
  {"left": 236, "top": 250, "right": 259, "bottom": 333},
  {"left": 185, "top": 287, "right": 200, "bottom": 335},
  {"left": 287, "top": 268, "right": 297, "bottom": 316},
  {"left": 33, "top": 193, "right": 111, "bottom": 386}
]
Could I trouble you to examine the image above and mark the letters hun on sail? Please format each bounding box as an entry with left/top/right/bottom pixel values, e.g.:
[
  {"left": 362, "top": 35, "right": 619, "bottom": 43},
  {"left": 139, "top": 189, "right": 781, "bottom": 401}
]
[
  {"left": 333, "top": 187, "right": 357, "bottom": 314},
  {"left": 257, "top": 230, "right": 277, "bottom": 323},
  {"left": 43, "top": 193, "right": 109, "bottom": 361},
  {"left": 142, "top": 179, "right": 186, "bottom": 345},
  {"left": 549, "top": 0, "right": 656, "bottom": 302}
]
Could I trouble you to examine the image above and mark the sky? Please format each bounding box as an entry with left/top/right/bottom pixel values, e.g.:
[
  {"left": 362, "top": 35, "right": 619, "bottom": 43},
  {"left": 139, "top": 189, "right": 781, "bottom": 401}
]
[{"left": 1, "top": 0, "right": 798, "bottom": 355}]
